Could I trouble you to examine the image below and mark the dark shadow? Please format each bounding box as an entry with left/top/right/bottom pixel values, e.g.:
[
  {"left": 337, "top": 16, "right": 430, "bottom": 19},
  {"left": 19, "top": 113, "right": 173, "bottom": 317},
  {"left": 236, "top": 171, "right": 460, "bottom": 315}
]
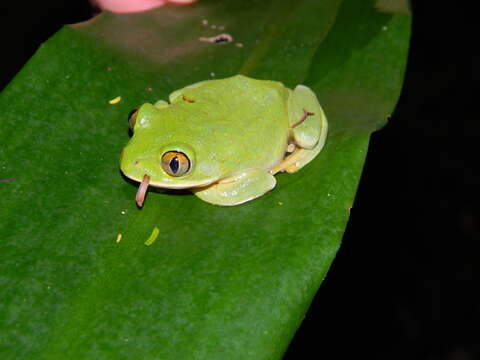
[{"left": 0, "top": 0, "right": 93, "bottom": 91}]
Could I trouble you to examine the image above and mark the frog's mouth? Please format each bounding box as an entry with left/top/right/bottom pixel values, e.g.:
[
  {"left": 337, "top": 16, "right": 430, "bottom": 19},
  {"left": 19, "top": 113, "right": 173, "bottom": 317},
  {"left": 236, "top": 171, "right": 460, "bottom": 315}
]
[
  {"left": 131, "top": 170, "right": 223, "bottom": 207},
  {"left": 135, "top": 174, "right": 150, "bottom": 207},
  {"left": 133, "top": 173, "right": 217, "bottom": 207}
]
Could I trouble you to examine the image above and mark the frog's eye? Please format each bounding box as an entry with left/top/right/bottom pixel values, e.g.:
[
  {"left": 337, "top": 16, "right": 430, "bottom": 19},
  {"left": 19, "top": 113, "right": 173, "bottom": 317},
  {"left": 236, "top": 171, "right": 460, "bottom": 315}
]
[
  {"left": 161, "top": 151, "right": 190, "bottom": 177},
  {"left": 128, "top": 107, "right": 139, "bottom": 130}
]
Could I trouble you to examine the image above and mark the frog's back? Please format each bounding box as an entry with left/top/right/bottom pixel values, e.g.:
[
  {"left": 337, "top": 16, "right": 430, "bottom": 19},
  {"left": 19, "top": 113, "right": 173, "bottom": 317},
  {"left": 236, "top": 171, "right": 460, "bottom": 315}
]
[{"left": 166, "top": 75, "right": 290, "bottom": 172}]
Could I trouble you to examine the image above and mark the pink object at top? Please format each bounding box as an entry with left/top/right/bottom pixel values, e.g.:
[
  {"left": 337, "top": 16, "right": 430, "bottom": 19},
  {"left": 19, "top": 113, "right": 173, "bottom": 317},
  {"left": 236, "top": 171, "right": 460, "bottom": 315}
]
[{"left": 92, "top": 0, "right": 197, "bottom": 14}]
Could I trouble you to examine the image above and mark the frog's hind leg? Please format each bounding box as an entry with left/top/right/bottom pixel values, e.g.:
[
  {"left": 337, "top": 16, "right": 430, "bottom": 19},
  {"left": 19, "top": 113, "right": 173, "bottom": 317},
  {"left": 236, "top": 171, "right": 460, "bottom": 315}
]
[
  {"left": 192, "top": 169, "right": 276, "bottom": 206},
  {"left": 271, "top": 85, "right": 328, "bottom": 174}
]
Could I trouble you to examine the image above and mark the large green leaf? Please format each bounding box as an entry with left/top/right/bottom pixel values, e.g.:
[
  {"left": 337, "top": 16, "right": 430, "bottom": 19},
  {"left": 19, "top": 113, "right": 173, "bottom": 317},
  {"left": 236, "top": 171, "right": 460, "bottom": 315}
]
[{"left": 0, "top": 0, "right": 410, "bottom": 358}]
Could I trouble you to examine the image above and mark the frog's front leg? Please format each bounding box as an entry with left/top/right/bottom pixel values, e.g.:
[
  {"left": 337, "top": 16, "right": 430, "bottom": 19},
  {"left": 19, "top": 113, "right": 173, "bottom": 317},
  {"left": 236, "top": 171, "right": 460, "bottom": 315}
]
[
  {"left": 271, "top": 85, "right": 328, "bottom": 174},
  {"left": 192, "top": 169, "right": 276, "bottom": 206}
]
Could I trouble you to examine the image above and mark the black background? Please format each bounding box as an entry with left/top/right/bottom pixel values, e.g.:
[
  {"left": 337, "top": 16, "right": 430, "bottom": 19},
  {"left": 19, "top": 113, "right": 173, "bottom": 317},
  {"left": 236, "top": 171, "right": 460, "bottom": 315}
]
[
  {"left": 287, "top": 2, "right": 479, "bottom": 359},
  {"left": 1, "top": 1, "right": 477, "bottom": 359}
]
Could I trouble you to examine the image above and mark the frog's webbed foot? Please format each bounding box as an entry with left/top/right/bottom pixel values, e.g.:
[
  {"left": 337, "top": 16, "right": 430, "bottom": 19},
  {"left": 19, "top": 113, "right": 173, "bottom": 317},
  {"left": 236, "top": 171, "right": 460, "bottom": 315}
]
[
  {"left": 272, "top": 85, "right": 328, "bottom": 174},
  {"left": 192, "top": 169, "right": 276, "bottom": 206},
  {"left": 270, "top": 140, "right": 325, "bottom": 174}
]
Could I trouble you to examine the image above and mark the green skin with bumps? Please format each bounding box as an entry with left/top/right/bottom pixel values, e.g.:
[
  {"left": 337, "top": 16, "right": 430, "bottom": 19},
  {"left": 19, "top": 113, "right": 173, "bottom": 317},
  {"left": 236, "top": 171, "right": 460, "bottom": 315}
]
[{"left": 120, "top": 75, "right": 328, "bottom": 206}]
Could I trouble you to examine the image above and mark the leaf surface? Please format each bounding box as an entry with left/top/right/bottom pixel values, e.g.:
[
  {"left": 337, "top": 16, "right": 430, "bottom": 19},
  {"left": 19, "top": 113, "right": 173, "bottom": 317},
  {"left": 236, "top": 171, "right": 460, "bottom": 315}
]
[{"left": 0, "top": 1, "right": 410, "bottom": 359}]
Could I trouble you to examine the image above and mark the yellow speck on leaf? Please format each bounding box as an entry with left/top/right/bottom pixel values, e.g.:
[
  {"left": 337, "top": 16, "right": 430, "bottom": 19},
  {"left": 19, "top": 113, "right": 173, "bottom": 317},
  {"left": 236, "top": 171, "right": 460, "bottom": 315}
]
[
  {"left": 109, "top": 96, "right": 122, "bottom": 104},
  {"left": 116, "top": 233, "right": 122, "bottom": 243},
  {"left": 278, "top": 201, "right": 283, "bottom": 206},
  {"left": 145, "top": 227, "right": 160, "bottom": 246}
]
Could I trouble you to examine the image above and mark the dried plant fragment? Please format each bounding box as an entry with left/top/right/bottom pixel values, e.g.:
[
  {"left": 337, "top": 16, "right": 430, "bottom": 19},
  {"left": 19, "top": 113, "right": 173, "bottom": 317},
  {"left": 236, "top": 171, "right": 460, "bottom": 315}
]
[
  {"left": 145, "top": 227, "right": 160, "bottom": 246},
  {"left": 199, "top": 33, "right": 233, "bottom": 45},
  {"left": 109, "top": 96, "right": 122, "bottom": 104},
  {"left": 136, "top": 174, "right": 150, "bottom": 207}
]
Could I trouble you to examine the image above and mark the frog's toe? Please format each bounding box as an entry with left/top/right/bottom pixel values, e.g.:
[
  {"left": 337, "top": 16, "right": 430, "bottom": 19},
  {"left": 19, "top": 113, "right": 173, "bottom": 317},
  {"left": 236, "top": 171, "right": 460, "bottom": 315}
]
[
  {"left": 192, "top": 169, "right": 276, "bottom": 206},
  {"left": 285, "top": 164, "right": 298, "bottom": 173},
  {"left": 270, "top": 136, "right": 325, "bottom": 175}
]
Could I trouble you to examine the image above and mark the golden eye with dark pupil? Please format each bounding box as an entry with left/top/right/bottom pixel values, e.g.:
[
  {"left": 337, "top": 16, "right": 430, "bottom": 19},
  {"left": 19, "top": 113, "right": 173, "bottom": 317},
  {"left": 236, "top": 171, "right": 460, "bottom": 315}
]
[{"left": 161, "top": 151, "right": 190, "bottom": 177}]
